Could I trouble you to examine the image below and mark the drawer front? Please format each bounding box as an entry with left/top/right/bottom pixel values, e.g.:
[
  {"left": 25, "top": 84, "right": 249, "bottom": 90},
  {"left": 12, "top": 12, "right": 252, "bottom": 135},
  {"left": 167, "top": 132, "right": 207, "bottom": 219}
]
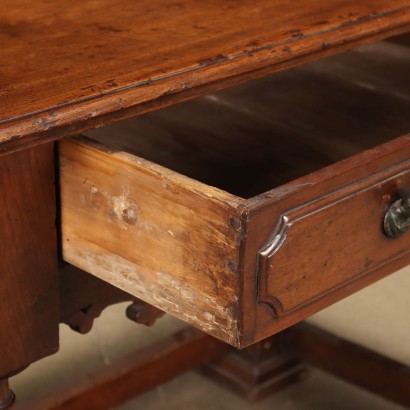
[
  {"left": 258, "top": 163, "right": 410, "bottom": 314},
  {"left": 243, "top": 136, "right": 410, "bottom": 345}
]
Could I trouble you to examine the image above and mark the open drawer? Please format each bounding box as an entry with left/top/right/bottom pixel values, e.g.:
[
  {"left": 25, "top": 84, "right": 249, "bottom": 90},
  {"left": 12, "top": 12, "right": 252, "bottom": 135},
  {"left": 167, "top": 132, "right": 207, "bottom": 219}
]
[{"left": 59, "top": 41, "right": 410, "bottom": 347}]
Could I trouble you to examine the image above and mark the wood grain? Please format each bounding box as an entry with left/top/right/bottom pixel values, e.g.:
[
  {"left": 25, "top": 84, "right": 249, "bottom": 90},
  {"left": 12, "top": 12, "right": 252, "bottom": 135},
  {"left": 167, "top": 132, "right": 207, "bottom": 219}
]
[
  {"left": 243, "top": 135, "right": 410, "bottom": 345},
  {"left": 1, "top": 1, "right": 409, "bottom": 154},
  {"left": 87, "top": 42, "right": 410, "bottom": 198},
  {"left": 0, "top": 144, "right": 58, "bottom": 376},
  {"left": 59, "top": 138, "right": 243, "bottom": 346},
  {"left": 256, "top": 156, "right": 410, "bottom": 317},
  {"left": 61, "top": 41, "right": 410, "bottom": 347}
]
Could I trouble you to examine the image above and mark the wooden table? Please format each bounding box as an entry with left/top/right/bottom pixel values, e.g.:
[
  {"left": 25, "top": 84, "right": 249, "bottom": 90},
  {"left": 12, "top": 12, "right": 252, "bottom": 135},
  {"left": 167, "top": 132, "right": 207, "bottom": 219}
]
[{"left": 1, "top": 1, "right": 410, "bottom": 408}]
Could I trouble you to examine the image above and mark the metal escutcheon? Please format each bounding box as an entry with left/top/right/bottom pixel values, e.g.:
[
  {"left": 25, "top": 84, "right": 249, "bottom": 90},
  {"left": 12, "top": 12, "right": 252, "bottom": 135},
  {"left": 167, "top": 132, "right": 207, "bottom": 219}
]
[{"left": 384, "top": 192, "right": 410, "bottom": 239}]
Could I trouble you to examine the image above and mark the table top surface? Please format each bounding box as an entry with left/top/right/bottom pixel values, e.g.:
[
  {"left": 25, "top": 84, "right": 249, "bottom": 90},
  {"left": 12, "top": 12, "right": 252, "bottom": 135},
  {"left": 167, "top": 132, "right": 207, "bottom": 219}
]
[{"left": 1, "top": 0, "right": 409, "bottom": 154}]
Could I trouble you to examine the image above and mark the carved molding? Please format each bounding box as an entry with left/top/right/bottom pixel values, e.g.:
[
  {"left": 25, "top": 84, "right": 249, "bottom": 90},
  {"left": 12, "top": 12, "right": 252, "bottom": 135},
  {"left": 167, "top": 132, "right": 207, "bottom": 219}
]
[
  {"left": 255, "top": 162, "right": 410, "bottom": 319},
  {"left": 256, "top": 215, "right": 288, "bottom": 318},
  {"left": 60, "top": 264, "right": 165, "bottom": 334},
  {"left": 126, "top": 301, "right": 165, "bottom": 326}
]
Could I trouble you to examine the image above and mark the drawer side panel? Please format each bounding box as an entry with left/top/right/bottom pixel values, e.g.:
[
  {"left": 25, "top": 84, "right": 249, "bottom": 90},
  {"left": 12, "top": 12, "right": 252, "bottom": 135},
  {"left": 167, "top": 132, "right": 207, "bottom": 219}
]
[{"left": 59, "top": 138, "right": 242, "bottom": 346}]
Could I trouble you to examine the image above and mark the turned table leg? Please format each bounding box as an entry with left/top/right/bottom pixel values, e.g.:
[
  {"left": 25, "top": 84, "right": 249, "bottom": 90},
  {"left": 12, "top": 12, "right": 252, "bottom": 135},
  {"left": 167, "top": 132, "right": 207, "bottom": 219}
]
[{"left": 0, "top": 380, "right": 14, "bottom": 410}]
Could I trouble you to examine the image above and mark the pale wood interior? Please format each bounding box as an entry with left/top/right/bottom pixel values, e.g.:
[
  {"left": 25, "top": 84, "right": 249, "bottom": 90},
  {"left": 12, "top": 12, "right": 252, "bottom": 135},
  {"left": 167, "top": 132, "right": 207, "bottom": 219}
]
[{"left": 87, "top": 41, "right": 410, "bottom": 198}]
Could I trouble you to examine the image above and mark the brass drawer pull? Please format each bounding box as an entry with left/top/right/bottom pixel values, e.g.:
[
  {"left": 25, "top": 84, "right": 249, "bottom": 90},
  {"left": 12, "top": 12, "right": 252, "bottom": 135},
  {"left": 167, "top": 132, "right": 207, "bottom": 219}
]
[{"left": 384, "top": 192, "right": 410, "bottom": 238}]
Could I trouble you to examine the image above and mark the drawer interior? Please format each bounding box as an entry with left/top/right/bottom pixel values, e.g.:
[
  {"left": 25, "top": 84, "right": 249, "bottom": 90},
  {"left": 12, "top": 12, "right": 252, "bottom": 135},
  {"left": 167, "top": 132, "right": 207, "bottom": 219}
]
[{"left": 86, "top": 41, "right": 410, "bottom": 199}]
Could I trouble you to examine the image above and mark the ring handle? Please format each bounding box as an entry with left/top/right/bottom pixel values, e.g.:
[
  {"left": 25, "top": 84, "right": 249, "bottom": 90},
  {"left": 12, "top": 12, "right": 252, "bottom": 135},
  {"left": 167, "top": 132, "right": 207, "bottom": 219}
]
[{"left": 384, "top": 192, "right": 410, "bottom": 239}]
